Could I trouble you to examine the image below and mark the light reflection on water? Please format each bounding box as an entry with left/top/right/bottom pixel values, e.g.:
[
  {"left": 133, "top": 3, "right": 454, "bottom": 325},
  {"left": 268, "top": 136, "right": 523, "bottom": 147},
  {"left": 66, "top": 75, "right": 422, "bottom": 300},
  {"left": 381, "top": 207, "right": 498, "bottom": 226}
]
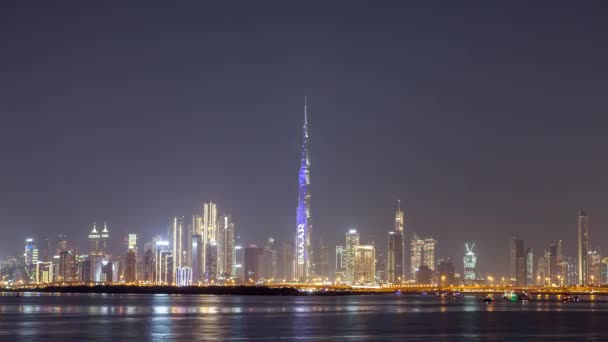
[{"left": 0, "top": 293, "right": 608, "bottom": 340}]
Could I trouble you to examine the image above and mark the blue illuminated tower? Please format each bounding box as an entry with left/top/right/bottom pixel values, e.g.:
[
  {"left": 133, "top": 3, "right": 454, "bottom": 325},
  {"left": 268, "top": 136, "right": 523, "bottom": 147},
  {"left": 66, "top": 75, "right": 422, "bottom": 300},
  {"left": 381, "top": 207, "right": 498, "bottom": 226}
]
[{"left": 295, "top": 98, "right": 312, "bottom": 281}]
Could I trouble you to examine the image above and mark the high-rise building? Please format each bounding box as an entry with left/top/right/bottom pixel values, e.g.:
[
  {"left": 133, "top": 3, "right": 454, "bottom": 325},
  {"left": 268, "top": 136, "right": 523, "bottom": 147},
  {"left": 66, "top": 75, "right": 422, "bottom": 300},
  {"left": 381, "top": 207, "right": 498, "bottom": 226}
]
[
  {"left": 35, "top": 261, "right": 54, "bottom": 284},
  {"left": 601, "top": 257, "right": 608, "bottom": 285},
  {"left": 89, "top": 223, "right": 101, "bottom": 255},
  {"left": 410, "top": 233, "right": 424, "bottom": 278},
  {"left": 125, "top": 249, "right": 137, "bottom": 283},
  {"left": 220, "top": 215, "right": 235, "bottom": 279},
  {"left": 589, "top": 248, "right": 602, "bottom": 285},
  {"left": 536, "top": 254, "right": 549, "bottom": 286},
  {"left": 335, "top": 246, "right": 345, "bottom": 283},
  {"left": 437, "top": 258, "right": 455, "bottom": 285},
  {"left": 169, "top": 216, "right": 183, "bottom": 284},
  {"left": 344, "top": 229, "right": 360, "bottom": 284},
  {"left": 279, "top": 241, "right": 294, "bottom": 281},
  {"left": 387, "top": 231, "right": 404, "bottom": 284},
  {"left": 578, "top": 209, "right": 589, "bottom": 285},
  {"left": 100, "top": 222, "right": 110, "bottom": 255},
  {"left": 559, "top": 256, "right": 577, "bottom": 286},
  {"left": 58, "top": 250, "right": 77, "bottom": 282},
  {"left": 295, "top": 100, "right": 312, "bottom": 282},
  {"left": 244, "top": 245, "right": 263, "bottom": 283},
  {"left": 316, "top": 240, "right": 328, "bottom": 280},
  {"left": 205, "top": 242, "right": 218, "bottom": 281},
  {"left": 353, "top": 245, "right": 375, "bottom": 286},
  {"left": 263, "top": 237, "right": 277, "bottom": 281},
  {"left": 463, "top": 242, "right": 477, "bottom": 282},
  {"left": 202, "top": 202, "right": 218, "bottom": 276},
  {"left": 375, "top": 252, "right": 386, "bottom": 283},
  {"left": 24, "top": 238, "right": 39, "bottom": 283},
  {"left": 526, "top": 248, "right": 534, "bottom": 286},
  {"left": 422, "top": 238, "right": 437, "bottom": 271},
  {"left": 155, "top": 240, "right": 173, "bottom": 285},
  {"left": 513, "top": 239, "right": 526, "bottom": 286},
  {"left": 549, "top": 240, "right": 562, "bottom": 284},
  {"left": 394, "top": 200, "right": 405, "bottom": 279},
  {"left": 56, "top": 234, "right": 67, "bottom": 254},
  {"left": 191, "top": 234, "right": 203, "bottom": 283},
  {"left": 508, "top": 236, "right": 517, "bottom": 283},
  {"left": 203, "top": 202, "right": 218, "bottom": 244},
  {"left": 234, "top": 242, "right": 244, "bottom": 281}
]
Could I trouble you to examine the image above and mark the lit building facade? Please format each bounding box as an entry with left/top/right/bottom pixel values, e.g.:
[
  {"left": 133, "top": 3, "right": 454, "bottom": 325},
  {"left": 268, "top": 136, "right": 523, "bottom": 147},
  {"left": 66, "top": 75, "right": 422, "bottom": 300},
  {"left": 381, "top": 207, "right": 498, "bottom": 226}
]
[
  {"left": 526, "top": 248, "right": 534, "bottom": 286},
  {"left": 295, "top": 100, "right": 312, "bottom": 281},
  {"left": 589, "top": 248, "right": 602, "bottom": 285},
  {"left": 220, "top": 215, "right": 235, "bottom": 279},
  {"left": 410, "top": 234, "right": 423, "bottom": 278},
  {"left": 345, "top": 229, "right": 360, "bottom": 284},
  {"left": 463, "top": 242, "right": 477, "bottom": 282},
  {"left": 169, "top": 216, "right": 183, "bottom": 284},
  {"left": 387, "top": 231, "right": 403, "bottom": 283},
  {"left": 578, "top": 209, "right": 589, "bottom": 285},
  {"left": 24, "top": 238, "right": 38, "bottom": 283},
  {"left": 549, "top": 240, "right": 562, "bottom": 284},
  {"left": 353, "top": 245, "right": 375, "bottom": 286},
  {"left": 536, "top": 254, "right": 549, "bottom": 286}
]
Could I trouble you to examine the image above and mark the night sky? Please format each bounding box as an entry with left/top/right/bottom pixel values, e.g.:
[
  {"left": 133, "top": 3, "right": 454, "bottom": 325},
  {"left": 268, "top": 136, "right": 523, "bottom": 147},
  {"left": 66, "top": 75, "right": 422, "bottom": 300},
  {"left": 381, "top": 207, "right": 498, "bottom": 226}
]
[{"left": 2, "top": 1, "right": 608, "bottom": 276}]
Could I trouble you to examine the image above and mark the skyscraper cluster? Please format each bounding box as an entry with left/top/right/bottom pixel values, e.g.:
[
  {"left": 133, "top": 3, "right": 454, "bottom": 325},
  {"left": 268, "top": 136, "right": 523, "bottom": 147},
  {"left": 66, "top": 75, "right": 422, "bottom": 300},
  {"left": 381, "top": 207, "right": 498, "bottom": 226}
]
[{"left": 1, "top": 104, "right": 606, "bottom": 289}]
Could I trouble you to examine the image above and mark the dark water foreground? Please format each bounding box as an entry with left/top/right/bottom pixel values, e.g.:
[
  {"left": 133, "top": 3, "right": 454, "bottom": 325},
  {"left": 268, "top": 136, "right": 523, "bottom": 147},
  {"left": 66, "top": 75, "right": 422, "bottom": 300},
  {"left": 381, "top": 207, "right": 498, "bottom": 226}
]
[
  {"left": 1, "top": 293, "right": 607, "bottom": 341},
  {"left": 8, "top": 285, "right": 301, "bottom": 295}
]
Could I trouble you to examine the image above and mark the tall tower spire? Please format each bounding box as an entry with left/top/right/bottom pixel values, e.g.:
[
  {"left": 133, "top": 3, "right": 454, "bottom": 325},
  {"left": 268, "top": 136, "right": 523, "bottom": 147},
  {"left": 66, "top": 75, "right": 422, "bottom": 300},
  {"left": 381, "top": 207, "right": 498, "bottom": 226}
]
[{"left": 295, "top": 98, "right": 312, "bottom": 281}]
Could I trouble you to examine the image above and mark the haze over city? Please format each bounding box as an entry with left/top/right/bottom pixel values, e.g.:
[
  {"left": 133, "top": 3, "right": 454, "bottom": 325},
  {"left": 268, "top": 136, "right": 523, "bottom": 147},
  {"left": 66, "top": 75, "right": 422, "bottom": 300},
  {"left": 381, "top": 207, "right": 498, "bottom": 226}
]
[{"left": 2, "top": 1, "right": 608, "bottom": 278}]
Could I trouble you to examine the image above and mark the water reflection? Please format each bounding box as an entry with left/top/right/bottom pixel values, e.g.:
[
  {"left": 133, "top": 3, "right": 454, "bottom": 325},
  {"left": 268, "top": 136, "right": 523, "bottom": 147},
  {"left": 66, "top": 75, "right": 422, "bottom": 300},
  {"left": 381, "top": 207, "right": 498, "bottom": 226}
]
[{"left": 1, "top": 293, "right": 608, "bottom": 339}]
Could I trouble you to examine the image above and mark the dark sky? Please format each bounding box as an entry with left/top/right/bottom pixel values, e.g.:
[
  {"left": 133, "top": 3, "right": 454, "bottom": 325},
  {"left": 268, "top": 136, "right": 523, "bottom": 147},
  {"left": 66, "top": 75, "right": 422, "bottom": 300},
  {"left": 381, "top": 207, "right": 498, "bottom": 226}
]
[{"left": 1, "top": 1, "right": 608, "bottom": 276}]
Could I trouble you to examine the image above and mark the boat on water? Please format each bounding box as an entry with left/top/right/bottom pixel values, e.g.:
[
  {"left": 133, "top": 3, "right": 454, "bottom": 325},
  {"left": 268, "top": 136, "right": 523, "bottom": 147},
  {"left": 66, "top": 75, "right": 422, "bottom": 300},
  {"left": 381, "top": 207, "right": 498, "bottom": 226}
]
[
  {"left": 482, "top": 295, "right": 494, "bottom": 303},
  {"left": 562, "top": 294, "right": 581, "bottom": 302},
  {"left": 518, "top": 292, "right": 531, "bottom": 301}
]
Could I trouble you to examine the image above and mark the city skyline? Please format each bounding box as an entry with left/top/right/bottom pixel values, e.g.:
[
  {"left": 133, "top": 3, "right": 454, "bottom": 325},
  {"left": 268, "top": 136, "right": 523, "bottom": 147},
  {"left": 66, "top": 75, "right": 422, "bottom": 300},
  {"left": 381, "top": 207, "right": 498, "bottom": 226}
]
[{"left": 2, "top": 2, "right": 608, "bottom": 278}]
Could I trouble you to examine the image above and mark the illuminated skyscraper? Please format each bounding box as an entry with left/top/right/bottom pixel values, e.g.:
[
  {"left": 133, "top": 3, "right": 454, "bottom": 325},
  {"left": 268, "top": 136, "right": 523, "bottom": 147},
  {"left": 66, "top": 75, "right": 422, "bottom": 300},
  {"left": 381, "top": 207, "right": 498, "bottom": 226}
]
[
  {"left": 589, "top": 248, "right": 602, "bottom": 285},
  {"left": 155, "top": 240, "right": 172, "bottom": 285},
  {"left": 203, "top": 202, "right": 218, "bottom": 245},
  {"left": 463, "top": 243, "right": 477, "bottom": 282},
  {"left": 422, "top": 238, "right": 437, "bottom": 271},
  {"left": 578, "top": 209, "right": 589, "bottom": 285},
  {"left": 387, "top": 201, "right": 405, "bottom": 284},
  {"left": 353, "top": 245, "right": 375, "bottom": 285},
  {"left": 394, "top": 200, "right": 405, "bottom": 279},
  {"left": 58, "top": 250, "right": 76, "bottom": 282},
  {"left": 526, "top": 248, "right": 534, "bottom": 286},
  {"left": 89, "top": 222, "right": 101, "bottom": 255},
  {"left": 295, "top": 99, "right": 312, "bottom": 281},
  {"left": 513, "top": 238, "right": 526, "bottom": 286},
  {"left": 24, "top": 238, "right": 38, "bottom": 283},
  {"left": 410, "top": 233, "right": 424, "bottom": 278},
  {"left": 345, "top": 229, "right": 360, "bottom": 284},
  {"left": 169, "top": 216, "right": 183, "bottom": 284},
  {"left": 203, "top": 202, "right": 218, "bottom": 276},
  {"left": 508, "top": 236, "right": 517, "bottom": 283},
  {"left": 536, "top": 254, "right": 549, "bottom": 286},
  {"left": 56, "top": 234, "right": 67, "bottom": 254},
  {"left": 263, "top": 237, "right": 277, "bottom": 281},
  {"left": 549, "top": 240, "right": 562, "bottom": 284},
  {"left": 100, "top": 222, "right": 109, "bottom": 255},
  {"left": 125, "top": 249, "right": 137, "bottom": 283},
  {"left": 220, "top": 215, "right": 235, "bottom": 279},
  {"left": 387, "top": 231, "right": 403, "bottom": 283},
  {"left": 411, "top": 234, "right": 436, "bottom": 279}
]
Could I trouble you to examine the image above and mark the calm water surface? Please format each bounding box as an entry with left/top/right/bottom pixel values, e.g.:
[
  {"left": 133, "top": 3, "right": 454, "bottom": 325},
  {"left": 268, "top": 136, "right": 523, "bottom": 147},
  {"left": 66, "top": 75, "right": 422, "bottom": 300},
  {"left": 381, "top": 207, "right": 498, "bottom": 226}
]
[{"left": 0, "top": 293, "right": 607, "bottom": 341}]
